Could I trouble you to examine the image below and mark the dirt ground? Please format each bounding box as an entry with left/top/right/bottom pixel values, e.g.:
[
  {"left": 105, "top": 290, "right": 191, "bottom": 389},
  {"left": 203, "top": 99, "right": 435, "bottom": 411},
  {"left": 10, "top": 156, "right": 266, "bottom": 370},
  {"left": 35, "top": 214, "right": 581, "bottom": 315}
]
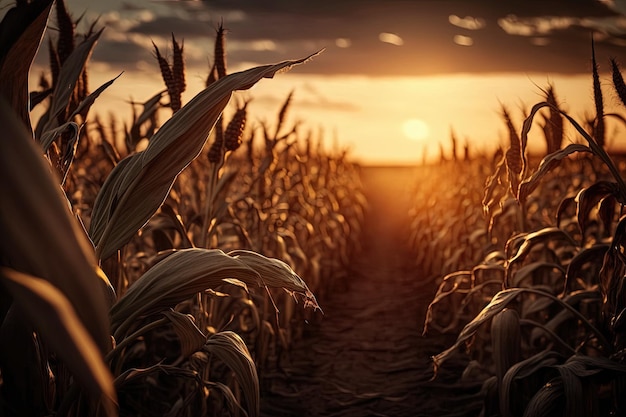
[{"left": 260, "top": 166, "right": 484, "bottom": 417}]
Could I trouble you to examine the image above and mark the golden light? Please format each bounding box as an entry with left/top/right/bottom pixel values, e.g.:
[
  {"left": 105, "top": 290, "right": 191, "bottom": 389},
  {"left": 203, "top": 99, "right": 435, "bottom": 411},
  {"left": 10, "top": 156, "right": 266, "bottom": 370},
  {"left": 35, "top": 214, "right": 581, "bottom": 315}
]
[{"left": 402, "top": 118, "right": 430, "bottom": 141}]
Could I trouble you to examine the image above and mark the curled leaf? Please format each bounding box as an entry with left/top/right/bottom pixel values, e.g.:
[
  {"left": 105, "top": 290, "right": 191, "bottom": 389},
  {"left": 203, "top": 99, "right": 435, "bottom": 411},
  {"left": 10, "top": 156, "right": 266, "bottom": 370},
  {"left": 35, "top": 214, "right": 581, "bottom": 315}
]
[{"left": 517, "top": 144, "right": 591, "bottom": 204}]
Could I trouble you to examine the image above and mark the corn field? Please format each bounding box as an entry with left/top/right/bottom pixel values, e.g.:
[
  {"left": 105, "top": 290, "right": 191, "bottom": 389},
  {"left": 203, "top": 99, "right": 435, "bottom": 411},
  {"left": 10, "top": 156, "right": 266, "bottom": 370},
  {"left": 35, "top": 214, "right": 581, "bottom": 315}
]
[
  {"left": 3, "top": 1, "right": 626, "bottom": 417},
  {"left": 0, "top": 1, "right": 363, "bottom": 415}
]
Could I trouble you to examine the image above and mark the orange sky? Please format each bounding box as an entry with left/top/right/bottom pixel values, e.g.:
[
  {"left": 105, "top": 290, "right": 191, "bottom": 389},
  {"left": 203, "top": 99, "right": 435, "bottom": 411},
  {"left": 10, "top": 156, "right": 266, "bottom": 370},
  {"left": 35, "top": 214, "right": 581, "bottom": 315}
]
[{"left": 21, "top": 0, "right": 626, "bottom": 163}]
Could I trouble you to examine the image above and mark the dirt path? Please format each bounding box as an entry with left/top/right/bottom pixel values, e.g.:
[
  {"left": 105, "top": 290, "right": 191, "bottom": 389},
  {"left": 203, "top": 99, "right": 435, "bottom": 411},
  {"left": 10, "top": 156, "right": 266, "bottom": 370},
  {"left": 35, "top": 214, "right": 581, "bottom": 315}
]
[{"left": 261, "top": 167, "right": 482, "bottom": 417}]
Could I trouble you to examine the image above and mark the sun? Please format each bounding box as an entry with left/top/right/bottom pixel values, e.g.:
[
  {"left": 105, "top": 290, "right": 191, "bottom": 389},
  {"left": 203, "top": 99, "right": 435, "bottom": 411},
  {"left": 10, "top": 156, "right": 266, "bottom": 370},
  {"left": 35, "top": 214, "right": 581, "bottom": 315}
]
[{"left": 402, "top": 118, "right": 430, "bottom": 141}]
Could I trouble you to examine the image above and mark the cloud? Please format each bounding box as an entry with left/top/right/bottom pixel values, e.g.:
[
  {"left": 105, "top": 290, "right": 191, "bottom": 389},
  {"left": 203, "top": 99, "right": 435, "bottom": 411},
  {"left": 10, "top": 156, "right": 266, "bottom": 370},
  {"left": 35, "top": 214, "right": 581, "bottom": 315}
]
[
  {"left": 379, "top": 33, "right": 404, "bottom": 46},
  {"left": 52, "top": 0, "right": 626, "bottom": 76},
  {"left": 453, "top": 35, "right": 474, "bottom": 46},
  {"left": 449, "top": 15, "right": 486, "bottom": 30}
]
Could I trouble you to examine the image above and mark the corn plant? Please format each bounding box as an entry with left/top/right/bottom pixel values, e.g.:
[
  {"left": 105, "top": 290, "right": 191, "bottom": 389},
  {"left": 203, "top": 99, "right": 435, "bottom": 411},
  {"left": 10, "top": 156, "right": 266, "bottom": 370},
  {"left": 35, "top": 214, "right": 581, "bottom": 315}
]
[
  {"left": 0, "top": 1, "right": 331, "bottom": 415},
  {"left": 422, "top": 41, "right": 626, "bottom": 417}
]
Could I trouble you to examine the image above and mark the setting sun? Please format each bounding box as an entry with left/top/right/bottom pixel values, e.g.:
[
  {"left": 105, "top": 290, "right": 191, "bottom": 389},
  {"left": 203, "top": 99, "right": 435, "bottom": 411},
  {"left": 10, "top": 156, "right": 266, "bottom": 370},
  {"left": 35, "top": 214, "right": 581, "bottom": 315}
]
[{"left": 402, "top": 118, "right": 430, "bottom": 141}]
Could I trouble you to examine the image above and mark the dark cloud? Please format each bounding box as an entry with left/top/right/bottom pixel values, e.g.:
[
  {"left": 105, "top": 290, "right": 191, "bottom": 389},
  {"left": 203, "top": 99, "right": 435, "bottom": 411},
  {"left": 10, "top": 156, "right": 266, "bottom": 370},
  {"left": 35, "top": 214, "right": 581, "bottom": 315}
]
[
  {"left": 69, "top": 0, "right": 626, "bottom": 75},
  {"left": 127, "top": 16, "right": 214, "bottom": 38},
  {"left": 190, "top": 0, "right": 626, "bottom": 75}
]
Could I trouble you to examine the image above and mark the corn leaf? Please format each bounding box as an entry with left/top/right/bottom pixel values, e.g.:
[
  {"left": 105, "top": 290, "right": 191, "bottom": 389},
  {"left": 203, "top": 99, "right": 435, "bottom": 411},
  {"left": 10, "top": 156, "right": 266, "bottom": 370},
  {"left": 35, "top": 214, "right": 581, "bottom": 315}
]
[
  {"left": 0, "top": 98, "right": 113, "bottom": 353},
  {"left": 517, "top": 144, "right": 591, "bottom": 204},
  {"left": 0, "top": 267, "right": 116, "bottom": 416},
  {"left": 0, "top": 0, "right": 53, "bottom": 133},
  {"left": 523, "top": 377, "right": 565, "bottom": 417},
  {"left": 500, "top": 350, "right": 562, "bottom": 417},
  {"left": 506, "top": 227, "right": 577, "bottom": 287},
  {"left": 204, "top": 331, "right": 259, "bottom": 417},
  {"left": 163, "top": 310, "right": 206, "bottom": 358},
  {"left": 228, "top": 249, "right": 319, "bottom": 309},
  {"left": 576, "top": 181, "right": 620, "bottom": 243},
  {"left": 90, "top": 52, "right": 321, "bottom": 261},
  {"left": 432, "top": 288, "right": 610, "bottom": 374},
  {"left": 40, "top": 28, "right": 103, "bottom": 137},
  {"left": 109, "top": 248, "right": 261, "bottom": 339},
  {"left": 564, "top": 244, "right": 608, "bottom": 294}
]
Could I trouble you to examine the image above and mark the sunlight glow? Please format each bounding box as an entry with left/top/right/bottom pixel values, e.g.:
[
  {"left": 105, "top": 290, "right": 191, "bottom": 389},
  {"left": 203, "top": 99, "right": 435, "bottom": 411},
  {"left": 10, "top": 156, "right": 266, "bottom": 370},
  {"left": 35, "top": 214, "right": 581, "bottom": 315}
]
[{"left": 402, "top": 119, "right": 430, "bottom": 142}]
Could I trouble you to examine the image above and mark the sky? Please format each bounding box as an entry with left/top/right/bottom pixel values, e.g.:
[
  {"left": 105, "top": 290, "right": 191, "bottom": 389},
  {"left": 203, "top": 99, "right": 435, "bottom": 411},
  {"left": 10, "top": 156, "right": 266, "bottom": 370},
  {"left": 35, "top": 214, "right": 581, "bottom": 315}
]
[{"left": 20, "top": 0, "right": 626, "bottom": 163}]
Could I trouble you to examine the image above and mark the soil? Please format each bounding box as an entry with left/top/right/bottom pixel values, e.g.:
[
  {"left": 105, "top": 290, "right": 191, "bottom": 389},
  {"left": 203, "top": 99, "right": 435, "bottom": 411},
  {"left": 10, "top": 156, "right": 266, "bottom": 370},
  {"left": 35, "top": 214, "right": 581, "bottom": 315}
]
[{"left": 260, "top": 166, "right": 484, "bottom": 417}]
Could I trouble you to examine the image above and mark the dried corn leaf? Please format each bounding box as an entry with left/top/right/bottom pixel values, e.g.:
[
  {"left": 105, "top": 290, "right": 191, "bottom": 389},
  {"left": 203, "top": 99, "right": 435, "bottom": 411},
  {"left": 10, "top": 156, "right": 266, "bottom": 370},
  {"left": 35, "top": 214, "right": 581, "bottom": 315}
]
[
  {"left": 517, "top": 144, "right": 591, "bottom": 204},
  {"left": 204, "top": 331, "right": 259, "bottom": 417},
  {"left": 0, "top": 267, "right": 116, "bottom": 416},
  {"left": 90, "top": 52, "right": 320, "bottom": 260},
  {"left": 63, "top": 71, "right": 121, "bottom": 122},
  {"left": 564, "top": 244, "right": 608, "bottom": 294},
  {"left": 556, "top": 195, "right": 577, "bottom": 229},
  {"left": 511, "top": 261, "right": 565, "bottom": 288},
  {"left": 38, "top": 120, "right": 80, "bottom": 155},
  {"left": 109, "top": 248, "right": 260, "bottom": 338},
  {"left": 576, "top": 181, "right": 620, "bottom": 242},
  {"left": 163, "top": 310, "right": 206, "bottom": 358},
  {"left": 500, "top": 350, "right": 562, "bottom": 417},
  {"left": 40, "top": 28, "right": 103, "bottom": 136},
  {"left": 228, "top": 249, "right": 319, "bottom": 310},
  {"left": 507, "top": 227, "right": 577, "bottom": 272},
  {"left": 0, "top": 0, "right": 53, "bottom": 133},
  {"left": 0, "top": 99, "right": 112, "bottom": 353},
  {"left": 432, "top": 288, "right": 608, "bottom": 374},
  {"left": 492, "top": 309, "right": 520, "bottom": 417}
]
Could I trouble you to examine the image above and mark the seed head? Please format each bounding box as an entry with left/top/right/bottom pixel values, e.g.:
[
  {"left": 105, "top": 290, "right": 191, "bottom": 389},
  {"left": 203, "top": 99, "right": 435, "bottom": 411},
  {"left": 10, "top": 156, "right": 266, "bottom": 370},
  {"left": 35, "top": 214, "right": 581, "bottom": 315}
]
[
  {"left": 224, "top": 102, "right": 248, "bottom": 152},
  {"left": 56, "top": 0, "right": 75, "bottom": 64},
  {"left": 172, "top": 34, "right": 186, "bottom": 96},
  {"left": 214, "top": 22, "right": 227, "bottom": 79},
  {"left": 207, "top": 136, "right": 223, "bottom": 164},
  {"left": 612, "top": 58, "right": 626, "bottom": 108}
]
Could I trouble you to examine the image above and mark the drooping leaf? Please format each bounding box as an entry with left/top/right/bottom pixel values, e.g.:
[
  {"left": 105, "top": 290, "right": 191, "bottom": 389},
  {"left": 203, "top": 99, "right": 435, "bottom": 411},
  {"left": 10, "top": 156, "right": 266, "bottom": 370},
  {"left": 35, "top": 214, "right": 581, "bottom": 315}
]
[
  {"left": 109, "top": 248, "right": 260, "bottom": 339},
  {"left": 511, "top": 261, "right": 565, "bottom": 288},
  {"left": 432, "top": 288, "right": 610, "bottom": 373},
  {"left": 601, "top": 216, "right": 626, "bottom": 317},
  {"left": 89, "top": 52, "right": 321, "bottom": 260},
  {"left": 499, "top": 342, "right": 562, "bottom": 417},
  {"left": 523, "top": 377, "right": 565, "bottom": 417},
  {"left": 506, "top": 227, "right": 577, "bottom": 287},
  {"left": 162, "top": 310, "right": 206, "bottom": 358},
  {"left": 228, "top": 249, "right": 319, "bottom": 310},
  {"left": 517, "top": 144, "right": 591, "bottom": 204},
  {"left": 564, "top": 244, "right": 608, "bottom": 294},
  {"left": 598, "top": 194, "right": 617, "bottom": 238},
  {"left": 0, "top": 99, "right": 113, "bottom": 353},
  {"left": 204, "top": 331, "right": 259, "bottom": 417},
  {"left": 433, "top": 289, "right": 523, "bottom": 373},
  {"left": 0, "top": 268, "right": 116, "bottom": 415},
  {"left": 556, "top": 195, "right": 577, "bottom": 229},
  {"left": 575, "top": 181, "right": 620, "bottom": 243},
  {"left": 39, "top": 121, "right": 80, "bottom": 154}
]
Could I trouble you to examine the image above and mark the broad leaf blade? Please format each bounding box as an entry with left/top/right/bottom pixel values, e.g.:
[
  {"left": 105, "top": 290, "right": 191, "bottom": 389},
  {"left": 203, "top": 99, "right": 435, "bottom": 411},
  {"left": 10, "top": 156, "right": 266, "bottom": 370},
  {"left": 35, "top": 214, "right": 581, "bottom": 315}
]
[
  {"left": 204, "top": 331, "right": 259, "bottom": 417},
  {"left": 40, "top": 28, "right": 103, "bottom": 137},
  {"left": 0, "top": 0, "right": 53, "bottom": 133},
  {"left": 0, "top": 99, "right": 113, "bottom": 353},
  {"left": 109, "top": 248, "right": 261, "bottom": 338},
  {"left": 90, "top": 52, "right": 321, "bottom": 261}
]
